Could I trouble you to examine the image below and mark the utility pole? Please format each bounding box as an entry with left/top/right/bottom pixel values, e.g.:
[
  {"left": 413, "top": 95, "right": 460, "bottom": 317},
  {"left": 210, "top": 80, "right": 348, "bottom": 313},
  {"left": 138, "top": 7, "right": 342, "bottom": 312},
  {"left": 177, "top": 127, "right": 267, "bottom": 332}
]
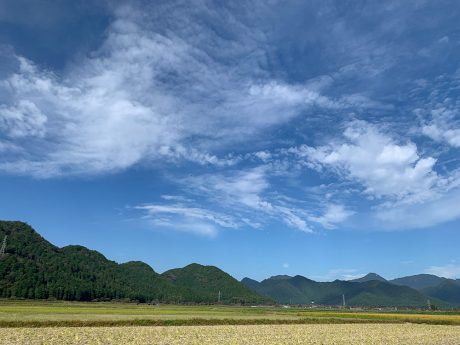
[
  {"left": 218, "top": 290, "right": 221, "bottom": 303},
  {"left": 0, "top": 236, "right": 6, "bottom": 258},
  {"left": 342, "top": 294, "right": 346, "bottom": 308}
]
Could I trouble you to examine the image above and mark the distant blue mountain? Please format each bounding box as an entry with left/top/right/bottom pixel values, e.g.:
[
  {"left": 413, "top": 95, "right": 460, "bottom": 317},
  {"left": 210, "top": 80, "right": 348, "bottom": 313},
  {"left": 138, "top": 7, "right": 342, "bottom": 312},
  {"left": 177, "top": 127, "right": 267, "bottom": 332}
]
[{"left": 350, "top": 273, "right": 387, "bottom": 283}]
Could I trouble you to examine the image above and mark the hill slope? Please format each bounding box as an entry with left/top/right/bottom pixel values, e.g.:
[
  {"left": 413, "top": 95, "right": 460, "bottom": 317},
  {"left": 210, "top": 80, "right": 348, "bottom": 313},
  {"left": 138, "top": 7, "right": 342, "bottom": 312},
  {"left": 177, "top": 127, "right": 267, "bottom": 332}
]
[
  {"left": 421, "top": 281, "right": 460, "bottom": 305},
  {"left": 242, "top": 274, "right": 438, "bottom": 307},
  {"left": 0, "top": 221, "right": 268, "bottom": 304},
  {"left": 350, "top": 273, "right": 387, "bottom": 283},
  {"left": 0, "top": 221, "right": 183, "bottom": 302},
  {"left": 390, "top": 274, "right": 448, "bottom": 290},
  {"left": 162, "top": 264, "right": 272, "bottom": 304},
  {"left": 240, "top": 277, "right": 261, "bottom": 291}
]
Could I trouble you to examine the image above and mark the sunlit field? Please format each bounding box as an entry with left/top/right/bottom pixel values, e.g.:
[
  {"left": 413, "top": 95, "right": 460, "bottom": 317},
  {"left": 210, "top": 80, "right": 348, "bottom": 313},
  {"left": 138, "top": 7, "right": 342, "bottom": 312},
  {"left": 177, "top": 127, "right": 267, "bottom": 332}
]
[
  {"left": 0, "top": 301, "right": 460, "bottom": 345},
  {"left": 0, "top": 301, "right": 459, "bottom": 327},
  {"left": 0, "top": 302, "right": 459, "bottom": 344},
  {"left": 1, "top": 324, "right": 459, "bottom": 345}
]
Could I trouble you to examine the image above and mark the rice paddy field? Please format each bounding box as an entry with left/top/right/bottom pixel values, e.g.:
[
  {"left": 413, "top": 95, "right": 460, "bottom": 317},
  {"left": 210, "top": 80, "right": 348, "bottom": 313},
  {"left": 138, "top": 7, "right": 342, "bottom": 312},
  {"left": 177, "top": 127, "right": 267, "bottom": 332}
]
[
  {"left": 0, "top": 301, "right": 459, "bottom": 344},
  {"left": 1, "top": 324, "right": 460, "bottom": 345}
]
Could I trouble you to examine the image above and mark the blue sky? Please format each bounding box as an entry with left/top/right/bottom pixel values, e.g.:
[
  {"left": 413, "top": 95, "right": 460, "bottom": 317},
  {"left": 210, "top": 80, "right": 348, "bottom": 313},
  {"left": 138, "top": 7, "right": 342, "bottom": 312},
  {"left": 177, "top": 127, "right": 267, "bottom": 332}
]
[{"left": 1, "top": 0, "right": 460, "bottom": 281}]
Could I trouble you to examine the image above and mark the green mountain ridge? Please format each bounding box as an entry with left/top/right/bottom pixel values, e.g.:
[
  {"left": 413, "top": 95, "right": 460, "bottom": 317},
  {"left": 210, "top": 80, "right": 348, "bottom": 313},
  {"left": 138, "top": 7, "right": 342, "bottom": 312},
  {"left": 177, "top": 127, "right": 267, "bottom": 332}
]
[
  {"left": 240, "top": 277, "right": 261, "bottom": 291},
  {"left": 0, "top": 221, "right": 267, "bottom": 304},
  {"left": 421, "top": 281, "right": 460, "bottom": 305},
  {"left": 162, "top": 264, "right": 271, "bottom": 304},
  {"left": 350, "top": 273, "right": 387, "bottom": 283},
  {"left": 242, "top": 274, "right": 448, "bottom": 307},
  {"left": 1, "top": 220, "right": 458, "bottom": 307},
  {"left": 390, "top": 274, "right": 448, "bottom": 290},
  {"left": 389, "top": 274, "right": 460, "bottom": 306}
]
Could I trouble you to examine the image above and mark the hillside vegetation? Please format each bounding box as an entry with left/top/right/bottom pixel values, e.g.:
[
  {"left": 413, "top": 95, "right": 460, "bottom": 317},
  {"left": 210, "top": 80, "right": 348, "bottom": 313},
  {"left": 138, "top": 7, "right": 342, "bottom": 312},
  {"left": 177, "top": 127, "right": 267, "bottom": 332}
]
[
  {"left": 162, "top": 264, "right": 270, "bottom": 304},
  {"left": 0, "top": 221, "right": 268, "bottom": 304},
  {"left": 1, "top": 220, "right": 458, "bottom": 307},
  {"left": 390, "top": 274, "right": 460, "bottom": 305},
  {"left": 242, "top": 275, "right": 444, "bottom": 307}
]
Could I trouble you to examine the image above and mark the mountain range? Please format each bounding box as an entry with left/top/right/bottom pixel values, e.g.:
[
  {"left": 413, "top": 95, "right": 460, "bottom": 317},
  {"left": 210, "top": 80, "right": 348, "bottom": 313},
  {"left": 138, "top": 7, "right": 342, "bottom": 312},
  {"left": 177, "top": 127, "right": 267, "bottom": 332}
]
[
  {"left": 242, "top": 272, "right": 460, "bottom": 307},
  {"left": 353, "top": 272, "right": 460, "bottom": 305},
  {"left": 1, "top": 220, "right": 459, "bottom": 307},
  {"left": 241, "top": 275, "right": 437, "bottom": 307}
]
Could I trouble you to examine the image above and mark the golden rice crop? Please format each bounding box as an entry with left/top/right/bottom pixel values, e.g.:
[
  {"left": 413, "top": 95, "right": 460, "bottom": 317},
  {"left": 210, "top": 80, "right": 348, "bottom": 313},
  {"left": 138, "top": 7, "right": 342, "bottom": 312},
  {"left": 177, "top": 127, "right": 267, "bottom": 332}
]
[{"left": 0, "top": 324, "right": 459, "bottom": 345}]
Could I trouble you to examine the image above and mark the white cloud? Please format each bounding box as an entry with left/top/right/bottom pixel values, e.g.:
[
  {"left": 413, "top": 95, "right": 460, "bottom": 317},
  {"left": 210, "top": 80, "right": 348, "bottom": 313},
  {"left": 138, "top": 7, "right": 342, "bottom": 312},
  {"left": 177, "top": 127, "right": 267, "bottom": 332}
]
[
  {"left": 422, "top": 107, "right": 460, "bottom": 148},
  {"left": 152, "top": 219, "right": 219, "bottom": 238},
  {"left": 276, "top": 206, "right": 312, "bottom": 233},
  {"left": 312, "top": 268, "right": 363, "bottom": 282},
  {"left": 1, "top": 46, "right": 181, "bottom": 176},
  {"left": 297, "top": 120, "right": 440, "bottom": 205},
  {"left": 375, "top": 186, "right": 460, "bottom": 229},
  {"left": 183, "top": 167, "right": 272, "bottom": 212},
  {"left": 4, "top": 2, "right": 458, "bottom": 236},
  {"left": 248, "top": 81, "right": 336, "bottom": 111},
  {"left": 209, "top": 168, "right": 271, "bottom": 210},
  {"left": 136, "top": 203, "right": 238, "bottom": 229},
  {"left": 0, "top": 100, "right": 47, "bottom": 138},
  {"left": 286, "top": 120, "right": 460, "bottom": 229},
  {"left": 425, "top": 263, "right": 460, "bottom": 279},
  {"left": 309, "top": 204, "right": 354, "bottom": 229},
  {"left": 0, "top": 4, "right": 338, "bottom": 178},
  {"left": 181, "top": 167, "right": 342, "bottom": 233},
  {"left": 157, "top": 145, "right": 238, "bottom": 167},
  {"left": 253, "top": 151, "right": 272, "bottom": 162},
  {"left": 183, "top": 168, "right": 275, "bottom": 225},
  {"left": 160, "top": 195, "right": 192, "bottom": 202},
  {"left": 0, "top": 140, "right": 20, "bottom": 153}
]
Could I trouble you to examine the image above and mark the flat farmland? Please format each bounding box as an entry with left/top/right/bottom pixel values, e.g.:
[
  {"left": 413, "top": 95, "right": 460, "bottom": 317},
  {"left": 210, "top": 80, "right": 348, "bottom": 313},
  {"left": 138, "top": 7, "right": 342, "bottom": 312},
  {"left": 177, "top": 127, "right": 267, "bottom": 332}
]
[
  {"left": 1, "top": 324, "right": 459, "bottom": 345},
  {"left": 0, "top": 301, "right": 459, "bottom": 327},
  {"left": 0, "top": 302, "right": 459, "bottom": 344}
]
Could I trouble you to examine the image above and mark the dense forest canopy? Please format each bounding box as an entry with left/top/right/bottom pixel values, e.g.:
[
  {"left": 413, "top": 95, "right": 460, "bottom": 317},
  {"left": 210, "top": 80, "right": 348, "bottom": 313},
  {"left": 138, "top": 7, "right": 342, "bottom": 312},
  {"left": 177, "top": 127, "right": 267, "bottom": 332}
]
[{"left": 0, "top": 221, "right": 270, "bottom": 304}]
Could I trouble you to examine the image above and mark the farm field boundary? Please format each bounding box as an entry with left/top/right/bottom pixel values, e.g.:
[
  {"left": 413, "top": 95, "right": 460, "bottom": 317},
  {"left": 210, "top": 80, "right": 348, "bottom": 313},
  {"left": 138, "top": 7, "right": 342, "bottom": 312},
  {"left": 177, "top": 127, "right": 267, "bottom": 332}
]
[{"left": 1, "top": 301, "right": 459, "bottom": 327}]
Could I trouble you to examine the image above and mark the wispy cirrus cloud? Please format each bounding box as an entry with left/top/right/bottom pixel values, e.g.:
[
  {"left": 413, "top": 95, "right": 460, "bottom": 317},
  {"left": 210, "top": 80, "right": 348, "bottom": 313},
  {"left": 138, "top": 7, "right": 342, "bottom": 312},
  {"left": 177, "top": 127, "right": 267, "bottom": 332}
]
[
  {"left": 414, "top": 69, "right": 460, "bottom": 148},
  {"left": 165, "top": 166, "right": 353, "bottom": 234},
  {"left": 134, "top": 117, "right": 460, "bottom": 236},
  {"left": 2, "top": 0, "right": 460, "bottom": 237},
  {"left": 375, "top": 186, "right": 460, "bottom": 230},
  {"left": 179, "top": 167, "right": 313, "bottom": 233},
  {"left": 0, "top": 0, "right": 415, "bottom": 179},
  {"left": 308, "top": 204, "right": 355, "bottom": 230},
  {"left": 0, "top": 3, "right": 346, "bottom": 178},
  {"left": 135, "top": 166, "right": 342, "bottom": 236},
  {"left": 135, "top": 202, "right": 238, "bottom": 238},
  {"left": 312, "top": 268, "right": 365, "bottom": 282},
  {"left": 0, "top": 99, "right": 47, "bottom": 138},
  {"left": 421, "top": 106, "right": 460, "bottom": 148},
  {"left": 425, "top": 263, "right": 460, "bottom": 279}
]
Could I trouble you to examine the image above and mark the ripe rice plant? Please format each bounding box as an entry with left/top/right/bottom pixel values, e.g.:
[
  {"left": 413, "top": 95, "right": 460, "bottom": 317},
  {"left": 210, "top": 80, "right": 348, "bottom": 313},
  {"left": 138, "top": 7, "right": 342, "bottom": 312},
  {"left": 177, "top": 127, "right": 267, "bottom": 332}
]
[{"left": 0, "top": 324, "right": 459, "bottom": 345}]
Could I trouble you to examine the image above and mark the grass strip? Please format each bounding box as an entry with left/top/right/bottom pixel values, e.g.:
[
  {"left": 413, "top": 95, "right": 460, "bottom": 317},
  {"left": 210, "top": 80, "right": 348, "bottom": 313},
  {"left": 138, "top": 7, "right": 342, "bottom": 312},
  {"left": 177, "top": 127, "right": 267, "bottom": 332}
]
[{"left": 0, "top": 317, "right": 459, "bottom": 328}]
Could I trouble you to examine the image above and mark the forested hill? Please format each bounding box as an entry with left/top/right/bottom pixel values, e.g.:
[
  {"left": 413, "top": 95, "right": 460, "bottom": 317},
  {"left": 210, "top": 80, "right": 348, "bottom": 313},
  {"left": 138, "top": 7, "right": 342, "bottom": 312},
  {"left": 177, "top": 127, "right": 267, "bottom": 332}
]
[
  {"left": 0, "top": 221, "right": 269, "bottom": 304},
  {"left": 162, "top": 264, "right": 269, "bottom": 304},
  {"left": 242, "top": 275, "right": 448, "bottom": 308}
]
